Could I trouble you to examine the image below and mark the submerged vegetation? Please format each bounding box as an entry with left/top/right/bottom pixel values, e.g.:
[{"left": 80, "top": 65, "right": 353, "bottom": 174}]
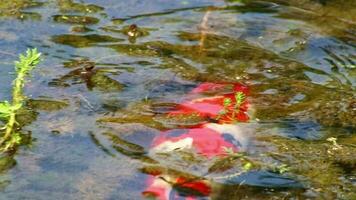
[
  {"left": 0, "top": 49, "right": 41, "bottom": 152},
  {"left": 216, "top": 91, "right": 246, "bottom": 122},
  {"left": 0, "top": 0, "right": 43, "bottom": 20}
]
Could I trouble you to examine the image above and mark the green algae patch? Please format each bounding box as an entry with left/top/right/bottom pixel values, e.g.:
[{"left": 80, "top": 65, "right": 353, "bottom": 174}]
[
  {"left": 89, "top": 73, "right": 124, "bottom": 92},
  {"left": 260, "top": 135, "right": 356, "bottom": 199},
  {"left": 108, "top": 43, "right": 160, "bottom": 57},
  {"left": 111, "top": 18, "right": 125, "bottom": 25},
  {"left": 98, "top": 115, "right": 163, "bottom": 130},
  {"left": 97, "top": 101, "right": 164, "bottom": 129},
  {"left": 53, "top": 15, "right": 100, "bottom": 25},
  {"left": 0, "top": 0, "right": 43, "bottom": 19},
  {"left": 313, "top": 93, "right": 356, "bottom": 129},
  {"left": 103, "top": 132, "right": 145, "bottom": 154},
  {"left": 57, "top": 0, "right": 104, "bottom": 13},
  {"left": 71, "top": 25, "right": 93, "bottom": 33},
  {"left": 252, "top": 84, "right": 355, "bottom": 128},
  {"left": 0, "top": 156, "right": 16, "bottom": 173},
  {"left": 27, "top": 98, "right": 69, "bottom": 112},
  {"left": 15, "top": 107, "right": 38, "bottom": 127},
  {"left": 51, "top": 34, "right": 124, "bottom": 48}
]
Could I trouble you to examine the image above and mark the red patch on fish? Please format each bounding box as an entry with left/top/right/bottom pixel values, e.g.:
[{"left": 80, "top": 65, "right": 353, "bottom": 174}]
[
  {"left": 169, "top": 82, "right": 249, "bottom": 123},
  {"left": 152, "top": 126, "right": 238, "bottom": 158},
  {"left": 175, "top": 177, "right": 211, "bottom": 196}
]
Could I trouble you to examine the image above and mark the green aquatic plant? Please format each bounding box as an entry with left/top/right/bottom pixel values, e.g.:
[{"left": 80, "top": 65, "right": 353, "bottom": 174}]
[
  {"left": 216, "top": 91, "right": 246, "bottom": 121},
  {"left": 223, "top": 147, "right": 253, "bottom": 171},
  {"left": 232, "top": 91, "right": 245, "bottom": 117},
  {"left": 0, "top": 0, "right": 43, "bottom": 20},
  {"left": 0, "top": 48, "right": 41, "bottom": 151},
  {"left": 216, "top": 98, "right": 232, "bottom": 120},
  {"left": 275, "top": 164, "right": 290, "bottom": 174}
]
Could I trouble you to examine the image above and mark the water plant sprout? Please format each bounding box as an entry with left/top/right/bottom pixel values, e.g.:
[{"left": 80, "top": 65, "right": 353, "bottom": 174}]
[
  {"left": 0, "top": 48, "right": 41, "bottom": 151},
  {"left": 216, "top": 91, "right": 246, "bottom": 122}
]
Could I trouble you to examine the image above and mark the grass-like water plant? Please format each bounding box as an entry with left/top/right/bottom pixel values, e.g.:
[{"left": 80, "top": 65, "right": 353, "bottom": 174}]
[
  {"left": 0, "top": 48, "right": 41, "bottom": 152},
  {"left": 216, "top": 91, "right": 246, "bottom": 122}
]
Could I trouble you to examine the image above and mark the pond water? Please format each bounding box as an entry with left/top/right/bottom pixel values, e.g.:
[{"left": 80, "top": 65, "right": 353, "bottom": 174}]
[{"left": 0, "top": 0, "right": 355, "bottom": 199}]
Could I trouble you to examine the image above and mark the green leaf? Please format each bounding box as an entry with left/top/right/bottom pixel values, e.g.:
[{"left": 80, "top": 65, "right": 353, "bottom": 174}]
[
  {"left": 223, "top": 98, "right": 232, "bottom": 106},
  {"left": 243, "top": 162, "right": 252, "bottom": 171},
  {"left": 0, "top": 101, "right": 12, "bottom": 119},
  {"left": 277, "top": 164, "right": 289, "bottom": 174},
  {"left": 235, "top": 92, "right": 245, "bottom": 105},
  {"left": 15, "top": 48, "right": 41, "bottom": 73},
  {"left": 0, "top": 101, "right": 22, "bottom": 119},
  {"left": 11, "top": 103, "right": 22, "bottom": 111},
  {"left": 12, "top": 133, "right": 22, "bottom": 144}
]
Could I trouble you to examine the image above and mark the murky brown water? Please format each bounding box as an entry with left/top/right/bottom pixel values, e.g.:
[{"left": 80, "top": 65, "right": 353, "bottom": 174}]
[{"left": 0, "top": 0, "right": 355, "bottom": 199}]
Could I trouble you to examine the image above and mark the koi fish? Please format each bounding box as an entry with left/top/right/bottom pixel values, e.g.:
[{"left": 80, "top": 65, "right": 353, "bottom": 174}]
[{"left": 144, "top": 82, "right": 251, "bottom": 200}]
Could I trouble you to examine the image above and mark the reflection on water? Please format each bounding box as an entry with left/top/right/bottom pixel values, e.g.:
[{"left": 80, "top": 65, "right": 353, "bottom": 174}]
[{"left": 0, "top": 0, "right": 355, "bottom": 199}]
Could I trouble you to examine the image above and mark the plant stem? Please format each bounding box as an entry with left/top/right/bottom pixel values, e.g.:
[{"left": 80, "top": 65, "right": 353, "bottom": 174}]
[
  {"left": 0, "top": 49, "right": 41, "bottom": 149},
  {"left": 0, "top": 67, "right": 25, "bottom": 146}
]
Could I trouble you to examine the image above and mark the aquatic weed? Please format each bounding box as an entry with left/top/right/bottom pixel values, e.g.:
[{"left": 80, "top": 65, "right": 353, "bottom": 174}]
[
  {"left": 0, "top": 48, "right": 41, "bottom": 151},
  {"left": 216, "top": 91, "right": 246, "bottom": 122}
]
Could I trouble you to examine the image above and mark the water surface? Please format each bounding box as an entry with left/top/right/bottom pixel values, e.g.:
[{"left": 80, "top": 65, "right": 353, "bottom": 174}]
[{"left": 0, "top": 0, "right": 355, "bottom": 199}]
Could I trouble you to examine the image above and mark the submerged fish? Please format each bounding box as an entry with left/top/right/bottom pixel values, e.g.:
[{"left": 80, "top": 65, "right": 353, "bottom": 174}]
[{"left": 143, "top": 82, "right": 251, "bottom": 200}]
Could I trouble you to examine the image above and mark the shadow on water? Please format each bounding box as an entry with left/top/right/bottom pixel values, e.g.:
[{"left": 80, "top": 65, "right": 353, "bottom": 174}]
[{"left": 0, "top": 0, "right": 355, "bottom": 199}]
